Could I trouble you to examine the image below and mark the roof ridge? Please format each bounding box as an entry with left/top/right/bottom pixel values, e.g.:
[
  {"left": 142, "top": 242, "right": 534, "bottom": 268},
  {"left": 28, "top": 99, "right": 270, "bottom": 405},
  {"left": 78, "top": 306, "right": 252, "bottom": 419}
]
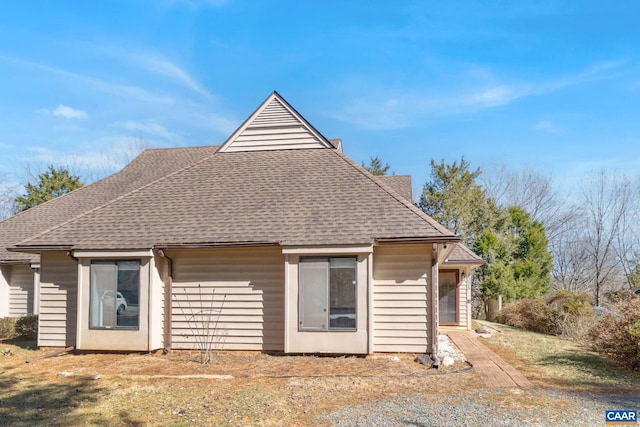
[
  {"left": 330, "top": 150, "right": 458, "bottom": 239},
  {"left": 13, "top": 148, "right": 222, "bottom": 247}
]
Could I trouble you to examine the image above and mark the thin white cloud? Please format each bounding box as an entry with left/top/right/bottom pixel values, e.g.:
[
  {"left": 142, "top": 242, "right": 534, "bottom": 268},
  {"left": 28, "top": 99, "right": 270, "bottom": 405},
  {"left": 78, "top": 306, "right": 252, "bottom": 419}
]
[
  {"left": 333, "top": 98, "right": 409, "bottom": 130},
  {"left": 125, "top": 53, "right": 209, "bottom": 96},
  {"left": 533, "top": 120, "right": 560, "bottom": 133},
  {"left": 463, "top": 85, "right": 530, "bottom": 108},
  {"left": 331, "top": 60, "right": 625, "bottom": 130},
  {"left": 53, "top": 105, "right": 87, "bottom": 119},
  {"left": 0, "top": 54, "right": 174, "bottom": 105},
  {"left": 115, "top": 120, "right": 178, "bottom": 141},
  {"left": 24, "top": 136, "right": 154, "bottom": 179}
]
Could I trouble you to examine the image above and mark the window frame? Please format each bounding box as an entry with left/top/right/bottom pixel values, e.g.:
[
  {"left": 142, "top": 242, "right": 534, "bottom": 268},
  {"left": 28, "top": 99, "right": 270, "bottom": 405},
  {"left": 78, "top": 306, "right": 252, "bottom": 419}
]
[
  {"left": 298, "top": 256, "right": 358, "bottom": 332},
  {"left": 89, "top": 259, "right": 141, "bottom": 331}
]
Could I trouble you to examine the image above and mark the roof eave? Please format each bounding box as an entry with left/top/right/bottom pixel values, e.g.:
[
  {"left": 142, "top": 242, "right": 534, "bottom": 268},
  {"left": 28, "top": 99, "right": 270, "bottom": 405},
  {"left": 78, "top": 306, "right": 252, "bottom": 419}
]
[
  {"left": 155, "top": 240, "right": 281, "bottom": 249},
  {"left": 8, "top": 245, "right": 74, "bottom": 253},
  {"left": 0, "top": 259, "right": 33, "bottom": 265},
  {"left": 375, "top": 236, "right": 460, "bottom": 245},
  {"left": 444, "top": 259, "right": 486, "bottom": 266}
]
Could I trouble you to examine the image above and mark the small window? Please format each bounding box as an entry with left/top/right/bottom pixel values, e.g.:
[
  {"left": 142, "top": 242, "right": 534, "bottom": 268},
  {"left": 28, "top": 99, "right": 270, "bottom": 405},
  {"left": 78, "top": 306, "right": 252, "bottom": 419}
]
[
  {"left": 299, "top": 257, "right": 357, "bottom": 331},
  {"left": 90, "top": 260, "right": 140, "bottom": 329}
]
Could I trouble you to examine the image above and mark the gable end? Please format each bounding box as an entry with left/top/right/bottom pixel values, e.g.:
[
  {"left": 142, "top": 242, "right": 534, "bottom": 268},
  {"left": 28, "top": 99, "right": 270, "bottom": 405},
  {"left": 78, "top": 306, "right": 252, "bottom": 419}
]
[{"left": 219, "top": 92, "right": 334, "bottom": 152}]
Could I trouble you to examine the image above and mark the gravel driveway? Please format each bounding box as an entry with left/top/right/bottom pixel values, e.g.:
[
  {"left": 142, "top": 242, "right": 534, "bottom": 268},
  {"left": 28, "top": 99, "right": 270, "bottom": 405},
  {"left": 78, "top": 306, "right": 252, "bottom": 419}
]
[{"left": 317, "top": 387, "right": 638, "bottom": 426}]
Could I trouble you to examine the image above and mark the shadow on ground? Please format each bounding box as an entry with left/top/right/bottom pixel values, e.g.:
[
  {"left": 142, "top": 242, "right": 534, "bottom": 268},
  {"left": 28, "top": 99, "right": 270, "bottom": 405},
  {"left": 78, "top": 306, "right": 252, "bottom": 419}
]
[
  {"left": 536, "top": 350, "right": 640, "bottom": 390},
  {"left": 0, "top": 376, "right": 118, "bottom": 426}
]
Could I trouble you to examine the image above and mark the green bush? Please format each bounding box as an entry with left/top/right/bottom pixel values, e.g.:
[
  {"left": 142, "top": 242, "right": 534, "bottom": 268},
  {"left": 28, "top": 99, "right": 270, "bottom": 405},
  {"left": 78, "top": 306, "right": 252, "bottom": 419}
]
[
  {"left": 588, "top": 297, "right": 640, "bottom": 370},
  {"left": 0, "top": 317, "right": 17, "bottom": 340},
  {"left": 14, "top": 314, "right": 38, "bottom": 340}
]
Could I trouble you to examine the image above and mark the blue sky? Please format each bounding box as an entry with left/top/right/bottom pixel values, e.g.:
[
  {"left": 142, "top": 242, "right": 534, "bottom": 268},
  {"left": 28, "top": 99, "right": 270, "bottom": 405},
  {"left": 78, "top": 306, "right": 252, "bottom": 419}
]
[{"left": 1, "top": 1, "right": 639, "bottom": 198}]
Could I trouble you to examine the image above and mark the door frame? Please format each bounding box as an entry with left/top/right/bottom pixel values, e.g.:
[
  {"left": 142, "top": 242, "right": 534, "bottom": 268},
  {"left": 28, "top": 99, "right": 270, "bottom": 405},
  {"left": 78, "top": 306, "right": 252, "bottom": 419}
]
[{"left": 439, "top": 269, "right": 459, "bottom": 326}]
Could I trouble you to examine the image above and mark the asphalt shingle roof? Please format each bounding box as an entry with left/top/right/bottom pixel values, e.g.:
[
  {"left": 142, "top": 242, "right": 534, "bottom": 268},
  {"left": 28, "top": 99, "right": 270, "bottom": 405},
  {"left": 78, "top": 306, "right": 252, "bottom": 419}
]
[
  {"left": 445, "top": 243, "right": 484, "bottom": 265},
  {"left": 13, "top": 148, "right": 457, "bottom": 251},
  {"left": 377, "top": 175, "right": 412, "bottom": 201},
  {"left": 0, "top": 145, "right": 219, "bottom": 262}
]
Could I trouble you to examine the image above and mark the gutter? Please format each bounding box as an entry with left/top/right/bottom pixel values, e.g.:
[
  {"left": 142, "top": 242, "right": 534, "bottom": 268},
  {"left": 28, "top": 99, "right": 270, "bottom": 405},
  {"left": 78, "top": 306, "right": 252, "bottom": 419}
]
[
  {"left": 155, "top": 241, "right": 280, "bottom": 249},
  {"left": 8, "top": 245, "right": 74, "bottom": 253},
  {"left": 157, "top": 249, "right": 173, "bottom": 353},
  {"left": 375, "top": 236, "right": 460, "bottom": 245}
]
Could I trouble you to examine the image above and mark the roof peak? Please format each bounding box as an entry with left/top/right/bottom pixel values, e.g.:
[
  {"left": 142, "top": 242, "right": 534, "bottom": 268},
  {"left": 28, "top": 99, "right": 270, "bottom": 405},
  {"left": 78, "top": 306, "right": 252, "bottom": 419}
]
[{"left": 218, "top": 92, "right": 335, "bottom": 153}]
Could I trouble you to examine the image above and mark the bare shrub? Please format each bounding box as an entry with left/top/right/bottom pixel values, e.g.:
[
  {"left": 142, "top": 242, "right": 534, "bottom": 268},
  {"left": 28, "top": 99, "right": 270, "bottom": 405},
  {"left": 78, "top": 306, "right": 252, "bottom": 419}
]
[
  {"left": 547, "top": 290, "right": 594, "bottom": 340},
  {"left": 495, "top": 290, "right": 595, "bottom": 338},
  {"left": 174, "top": 286, "right": 227, "bottom": 365},
  {"left": 495, "top": 298, "right": 558, "bottom": 334},
  {"left": 0, "top": 317, "right": 17, "bottom": 340},
  {"left": 587, "top": 297, "right": 640, "bottom": 370}
]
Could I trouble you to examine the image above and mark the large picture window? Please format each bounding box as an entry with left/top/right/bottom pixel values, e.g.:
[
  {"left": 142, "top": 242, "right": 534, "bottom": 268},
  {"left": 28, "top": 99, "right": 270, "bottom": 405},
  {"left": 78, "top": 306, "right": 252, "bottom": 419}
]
[
  {"left": 299, "top": 257, "right": 357, "bottom": 331},
  {"left": 90, "top": 260, "right": 140, "bottom": 329}
]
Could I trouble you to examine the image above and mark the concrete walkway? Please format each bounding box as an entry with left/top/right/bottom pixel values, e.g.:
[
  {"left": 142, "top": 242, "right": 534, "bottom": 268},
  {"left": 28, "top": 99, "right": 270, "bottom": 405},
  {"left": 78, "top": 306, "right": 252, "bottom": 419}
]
[{"left": 447, "top": 331, "right": 533, "bottom": 388}]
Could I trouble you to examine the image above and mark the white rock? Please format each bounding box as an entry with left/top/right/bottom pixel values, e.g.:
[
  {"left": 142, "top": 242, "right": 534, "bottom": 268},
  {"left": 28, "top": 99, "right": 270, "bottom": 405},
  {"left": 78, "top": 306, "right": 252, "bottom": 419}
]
[{"left": 441, "top": 356, "right": 454, "bottom": 366}]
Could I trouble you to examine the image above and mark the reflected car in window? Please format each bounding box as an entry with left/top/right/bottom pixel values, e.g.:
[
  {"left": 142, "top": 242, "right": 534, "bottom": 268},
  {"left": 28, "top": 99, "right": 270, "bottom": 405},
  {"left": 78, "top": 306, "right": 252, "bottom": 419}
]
[{"left": 102, "top": 290, "right": 128, "bottom": 314}]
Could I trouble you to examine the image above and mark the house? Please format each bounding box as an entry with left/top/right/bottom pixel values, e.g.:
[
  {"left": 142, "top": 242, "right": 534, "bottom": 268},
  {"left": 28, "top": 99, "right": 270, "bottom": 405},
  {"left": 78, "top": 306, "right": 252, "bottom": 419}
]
[{"left": 5, "top": 92, "right": 482, "bottom": 354}]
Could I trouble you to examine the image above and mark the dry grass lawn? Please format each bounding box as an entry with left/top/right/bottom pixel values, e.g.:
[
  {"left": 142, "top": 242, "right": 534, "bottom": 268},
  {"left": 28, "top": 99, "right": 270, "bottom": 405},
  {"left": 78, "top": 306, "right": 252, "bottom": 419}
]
[
  {"left": 2, "top": 324, "right": 639, "bottom": 426},
  {"left": 476, "top": 321, "right": 640, "bottom": 393}
]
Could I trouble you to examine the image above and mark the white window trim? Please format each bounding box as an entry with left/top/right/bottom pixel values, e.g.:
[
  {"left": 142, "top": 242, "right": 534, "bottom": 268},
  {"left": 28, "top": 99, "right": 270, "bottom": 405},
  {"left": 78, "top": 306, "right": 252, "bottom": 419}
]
[
  {"left": 282, "top": 245, "right": 372, "bottom": 255},
  {"left": 73, "top": 250, "right": 153, "bottom": 258}
]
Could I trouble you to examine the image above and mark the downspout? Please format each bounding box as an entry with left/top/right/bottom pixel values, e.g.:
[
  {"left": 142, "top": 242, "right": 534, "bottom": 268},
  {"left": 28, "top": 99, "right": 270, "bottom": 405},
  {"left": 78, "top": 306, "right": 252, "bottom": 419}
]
[
  {"left": 67, "top": 251, "right": 79, "bottom": 351},
  {"left": 157, "top": 249, "right": 173, "bottom": 353},
  {"left": 67, "top": 251, "right": 79, "bottom": 263},
  {"left": 430, "top": 244, "right": 440, "bottom": 367}
]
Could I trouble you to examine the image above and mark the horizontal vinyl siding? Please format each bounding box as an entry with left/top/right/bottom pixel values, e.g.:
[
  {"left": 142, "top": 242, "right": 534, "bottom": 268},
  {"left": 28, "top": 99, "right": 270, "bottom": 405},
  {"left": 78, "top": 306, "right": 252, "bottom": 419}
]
[
  {"left": 170, "top": 247, "right": 285, "bottom": 351},
  {"left": 459, "top": 273, "right": 470, "bottom": 329},
  {"left": 38, "top": 253, "right": 78, "bottom": 347},
  {"left": 223, "top": 98, "right": 326, "bottom": 152},
  {"left": 8, "top": 265, "right": 34, "bottom": 316},
  {"left": 373, "top": 245, "right": 432, "bottom": 353}
]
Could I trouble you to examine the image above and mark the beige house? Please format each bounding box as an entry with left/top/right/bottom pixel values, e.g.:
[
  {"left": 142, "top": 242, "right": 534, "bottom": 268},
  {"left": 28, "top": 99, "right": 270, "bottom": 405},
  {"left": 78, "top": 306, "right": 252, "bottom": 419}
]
[{"left": 5, "top": 92, "right": 482, "bottom": 355}]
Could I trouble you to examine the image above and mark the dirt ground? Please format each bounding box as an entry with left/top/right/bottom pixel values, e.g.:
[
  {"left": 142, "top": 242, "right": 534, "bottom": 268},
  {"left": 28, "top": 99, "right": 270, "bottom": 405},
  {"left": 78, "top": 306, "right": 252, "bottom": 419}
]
[
  {"left": 11, "top": 347, "right": 470, "bottom": 378},
  {"left": 0, "top": 344, "right": 482, "bottom": 426}
]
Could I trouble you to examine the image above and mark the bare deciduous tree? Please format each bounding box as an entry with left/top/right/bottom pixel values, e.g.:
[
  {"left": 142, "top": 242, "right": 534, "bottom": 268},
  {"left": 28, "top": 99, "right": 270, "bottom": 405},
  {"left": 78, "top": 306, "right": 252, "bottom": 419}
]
[
  {"left": 481, "top": 163, "right": 639, "bottom": 303},
  {"left": 614, "top": 175, "right": 640, "bottom": 289},
  {"left": 480, "top": 162, "right": 572, "bottom": 240},
  {"left": 0, "top": 173, "right": 19, "bottom": 220},
  {"left": 581, "top": 172, "right": 630, "bottom": 305}
]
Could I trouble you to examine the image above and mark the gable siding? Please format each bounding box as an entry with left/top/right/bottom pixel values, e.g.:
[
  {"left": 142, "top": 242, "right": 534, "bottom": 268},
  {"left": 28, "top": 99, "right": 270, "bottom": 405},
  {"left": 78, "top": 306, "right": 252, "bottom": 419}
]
[
  {"left": 0, "top": 266, "right": 8, "bottom": 317},
  {"left": 150, "top": 254, "right": 167, "bottom": 351},
  {"left": 372, "top": 245, "right": 432, "bottom": 353},
  {"left": 38, "top": 253, "right": 78, "bottom": 347},
  {"left": 223, "top": 98, "right": 327, "bottom": 152},
  {"left": 459, "top": 270, "right": 471, "bottom": 329},
  {"left": 8, "top": 265, "right": 34, "bottom": 316},
  {"left": 169, "top": 247, "right": 285, "bottom": 351}
]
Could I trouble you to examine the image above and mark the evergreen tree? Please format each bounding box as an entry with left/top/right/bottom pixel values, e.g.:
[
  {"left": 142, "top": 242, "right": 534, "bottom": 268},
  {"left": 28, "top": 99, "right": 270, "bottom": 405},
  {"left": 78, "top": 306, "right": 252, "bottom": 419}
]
[
  {"left": 420, "top": 157, "right": 552, "bottom": 302},
  {"left": 15, "top": 165, "right": 83, "bottom": 212},
  {"left": 474, "top": 206, "right": 552, "bottom": 301},
  {"left": 419, "top": 157, "right": 503, "bottom": 246},
  {"left": 362, "top": 156, "right": 390, "bottom": 176}
]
